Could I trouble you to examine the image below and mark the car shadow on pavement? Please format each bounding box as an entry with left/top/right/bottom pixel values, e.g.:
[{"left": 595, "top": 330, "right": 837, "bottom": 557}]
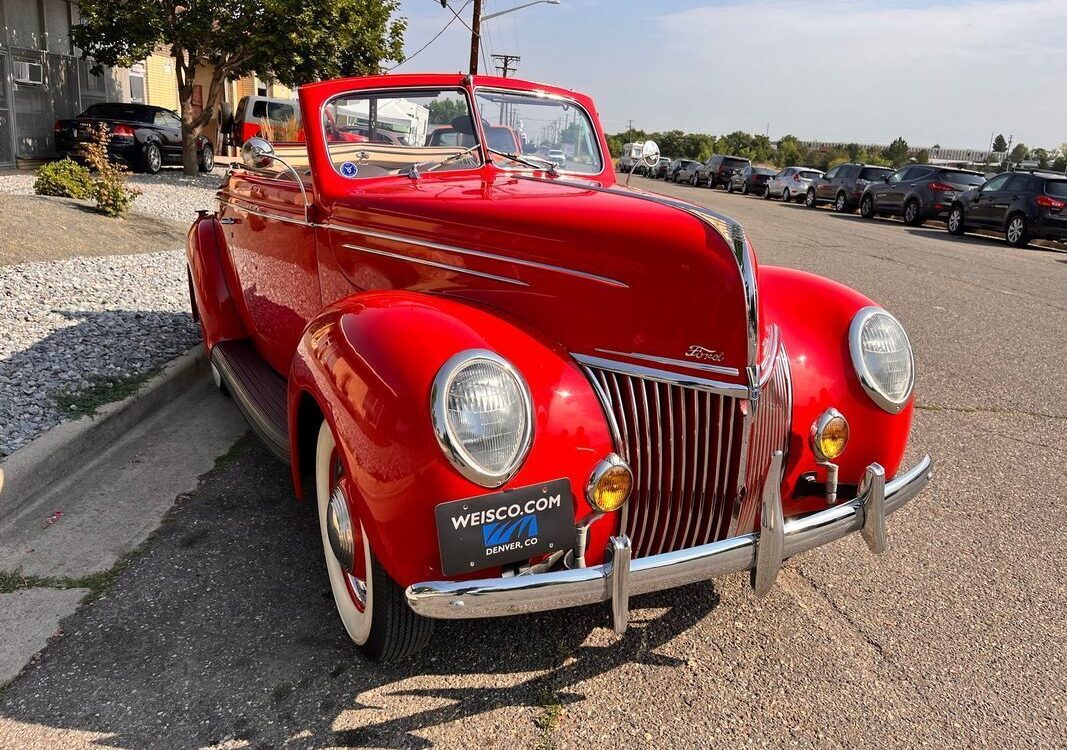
[
  {"left": 902, "top": 227, "right": 1067, "bottom": 254},
  {"left": 0, "top": 439, "right": 718, "bottom": 749},
  {"left": 0, "top": 309, "right": 201, "bottom": 457}
]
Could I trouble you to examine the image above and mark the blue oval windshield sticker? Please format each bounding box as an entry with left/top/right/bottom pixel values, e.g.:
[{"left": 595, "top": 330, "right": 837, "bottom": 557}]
[{"left": 340, "top": 161, "right": 358, "bottom": 178}]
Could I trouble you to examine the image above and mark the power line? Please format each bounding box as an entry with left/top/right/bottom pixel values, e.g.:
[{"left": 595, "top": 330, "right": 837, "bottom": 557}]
[{"left": 389, "top": 0, "right": 472, "bottom": 71}]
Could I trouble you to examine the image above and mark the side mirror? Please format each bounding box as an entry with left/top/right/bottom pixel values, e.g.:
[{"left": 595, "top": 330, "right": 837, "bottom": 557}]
[
  {"left": 640, "top": 140, "right": 660, "bottom": 166},
  {"left": 241, "top": 137, "right": 276, "bottom": 170},
  {"left": 238, "top": 137, "right": 311, "bottom": 223}
]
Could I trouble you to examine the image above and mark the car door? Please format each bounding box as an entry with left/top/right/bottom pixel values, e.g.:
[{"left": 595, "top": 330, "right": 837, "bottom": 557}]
[
  {"left": 817, "top": 166, "right": 840, "bottom": 200},
  {"left": 875, "top": 167, "right": 905, "bottom": 210},
  {"left": 153, "top": 110, "right": 183, "bottom": 160},
  {"left": 990, "top": 174, "right": 1031, "bottom": 227},
  {"left": 771, "top": 168, "right": 789, "bottom": 196},
  {"left": 968, "top": 173, "right": 1011, "bottom": 227},
  {"left": 735, "top": 166, "right": 750, "bottom": 189}
]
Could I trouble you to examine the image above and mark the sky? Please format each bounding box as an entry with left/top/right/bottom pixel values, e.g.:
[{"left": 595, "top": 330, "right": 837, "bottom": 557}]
[{"left": 392, "top": 0, "right": 1067, "bottom": 151}]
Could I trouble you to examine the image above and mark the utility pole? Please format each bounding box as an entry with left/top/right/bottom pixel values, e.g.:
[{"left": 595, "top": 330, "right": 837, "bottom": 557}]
[
  {"left": 492, "top": 54, "right": 521, "bottom": 78},
  {"left": 469, "top": 0, "right": 482, "bottom": 75}
]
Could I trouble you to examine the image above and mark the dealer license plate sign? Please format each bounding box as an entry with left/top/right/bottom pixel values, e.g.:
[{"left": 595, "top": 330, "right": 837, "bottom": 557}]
[{"left": 435, "top": 479, "right": 576, "bottom": 576}]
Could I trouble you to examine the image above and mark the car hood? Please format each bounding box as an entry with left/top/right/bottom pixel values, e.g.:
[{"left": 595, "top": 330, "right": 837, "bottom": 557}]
[{"left": 323, "top": 173, "right": 757, "bottom": 383}]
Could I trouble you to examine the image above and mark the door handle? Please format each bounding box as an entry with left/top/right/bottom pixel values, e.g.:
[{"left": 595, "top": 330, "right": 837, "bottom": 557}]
[{"left": 220, "top": 217, "right": 241, "bottom": 225}]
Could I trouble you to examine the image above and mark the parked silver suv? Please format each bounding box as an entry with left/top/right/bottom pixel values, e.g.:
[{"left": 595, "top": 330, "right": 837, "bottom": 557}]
[{"left": 766, "top": 167, "right": 824, "bottom": 203}]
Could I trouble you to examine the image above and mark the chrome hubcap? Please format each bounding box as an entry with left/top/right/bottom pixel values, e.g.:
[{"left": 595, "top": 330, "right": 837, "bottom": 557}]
[
  {"left": 327, "top": 486, "right": 355, "bottom": 572},
  {"left": 1009, "top": 220, "right": 1022, "bottom": 241}
]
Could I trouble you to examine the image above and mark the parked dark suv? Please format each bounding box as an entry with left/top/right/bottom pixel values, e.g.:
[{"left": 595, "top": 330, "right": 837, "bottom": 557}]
[
  {"left": 805, "top": 163, "right": 894, "bottom": 212},
  {"left": 696, "top": 154, "right": 751, "bottom": 188},
  {"left": 860, "top": 166, "right": 986, "bottom": 225},
  {"left": 946, "top": 171, "right": 1067, "bottom": 247}
]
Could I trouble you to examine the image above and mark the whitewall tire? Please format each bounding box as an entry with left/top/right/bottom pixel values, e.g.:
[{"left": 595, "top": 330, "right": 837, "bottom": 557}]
[{"left": 315, "top": 420, "right": 433, "bottom": 660}]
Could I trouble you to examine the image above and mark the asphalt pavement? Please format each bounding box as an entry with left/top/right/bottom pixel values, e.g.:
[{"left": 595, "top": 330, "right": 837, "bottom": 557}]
[{"left": 0, "top": 176, "right": 1063, "bottom": 749}]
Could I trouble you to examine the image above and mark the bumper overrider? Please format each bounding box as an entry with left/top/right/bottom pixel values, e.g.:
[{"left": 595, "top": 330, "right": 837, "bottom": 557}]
[{"left": 405, "top": 452, "right": 933, "bottom": 632}]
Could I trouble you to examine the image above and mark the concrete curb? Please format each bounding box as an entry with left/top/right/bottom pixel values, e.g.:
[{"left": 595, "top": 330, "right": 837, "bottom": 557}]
[{"left": 0, "top": 345, "right": 208, "bottom": 523}]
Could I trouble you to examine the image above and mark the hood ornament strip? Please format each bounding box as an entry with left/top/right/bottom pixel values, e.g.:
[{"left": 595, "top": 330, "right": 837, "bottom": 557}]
[{"left": 593, "top": 348, "right": 740, "bottom": 378}]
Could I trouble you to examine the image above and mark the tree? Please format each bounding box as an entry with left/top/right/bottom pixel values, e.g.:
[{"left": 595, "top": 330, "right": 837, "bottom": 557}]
[
  {"left": 993, "top": 134, "right": 1008, "bottom": 153},
  {"left": 1009, "top": 143, "right": 1029, "bottom": 164},
  {"left": 774, "top": 135, "right": 806, "bottom": 168},
  {"left": 73, "top": 0, "right": 406, "bottom": 175},
  {"left": 1030, "top": 148, "right": 1050, "bottom": 169},
  {"left": 884, "top": 137, "right": 910, "bottom": 167},
  {"left": 916, "top": 149, "right": 930, "bottom": 164},
  {"left": 427, "top": 98, "right": 467, "bottom": 125}
]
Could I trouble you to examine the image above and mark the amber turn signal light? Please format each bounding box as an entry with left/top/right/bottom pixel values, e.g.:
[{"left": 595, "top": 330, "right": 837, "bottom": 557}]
[
  {"left": 811, "top": 408, "right": 849, "bottom": 461},
  {"left": 586, "top": 454, "right": 633, "bottom": 512}
]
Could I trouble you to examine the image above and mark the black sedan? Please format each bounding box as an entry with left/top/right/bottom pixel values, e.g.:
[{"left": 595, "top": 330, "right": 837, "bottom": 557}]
[
  {"left": 946, "top": 171, "right": 1067, "bottom": 247},
  {"left": 727, "top": 166, "right": 776, "bottom": 195},
  {"left": 55, "top": 103, "right": 214, "bottom": 174}
]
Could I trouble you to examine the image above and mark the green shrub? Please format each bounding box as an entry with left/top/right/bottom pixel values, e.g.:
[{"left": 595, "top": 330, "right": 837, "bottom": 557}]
[{"left": 34, "top": 158, "right": 93, "bottom": 199}]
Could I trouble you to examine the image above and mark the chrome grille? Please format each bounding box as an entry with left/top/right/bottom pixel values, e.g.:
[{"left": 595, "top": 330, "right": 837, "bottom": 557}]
[
  {"left": 583, "top": 363, "right": 747, "bottom": 558},
  {"left": 735, "top": 343, "right": 793, "bottom": 535}
]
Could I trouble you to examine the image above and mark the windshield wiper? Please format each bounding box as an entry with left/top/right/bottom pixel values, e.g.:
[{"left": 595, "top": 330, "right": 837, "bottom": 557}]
[
  {"left": 407, "top": 145, "right": 481, "bottom": 180},
  {"left": 488, "top": 148, "right": 560, "bottom": 176}
]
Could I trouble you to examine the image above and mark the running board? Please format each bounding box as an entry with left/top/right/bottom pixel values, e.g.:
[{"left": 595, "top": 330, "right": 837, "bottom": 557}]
[{"left": 211, "top": 340, "right": 290, "bottom": 463}]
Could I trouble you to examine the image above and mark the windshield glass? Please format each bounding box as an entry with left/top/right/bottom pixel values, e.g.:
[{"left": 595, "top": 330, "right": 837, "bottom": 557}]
[
  {"left": 475, "top": 89, "right": 602, "bottom": 173},
  {"left": 323, "top": 88, "right": 482, "bottom": 178},
  {"left": 723, "top": 157, "right": 749, "bottom": 169}
]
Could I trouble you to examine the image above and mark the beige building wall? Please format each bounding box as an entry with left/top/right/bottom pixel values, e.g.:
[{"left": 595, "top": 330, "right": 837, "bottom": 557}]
[{"left": 145, "top": 51, "right": 179, "bottom": 111}]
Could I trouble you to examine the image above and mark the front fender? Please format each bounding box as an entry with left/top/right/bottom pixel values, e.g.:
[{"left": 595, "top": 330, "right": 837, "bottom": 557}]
[
  {"left": 760, "top": 266, "right": 914, "bottom": 511},
  {"left": 288, "top": 291, "right": 615, "bottom": 588}
]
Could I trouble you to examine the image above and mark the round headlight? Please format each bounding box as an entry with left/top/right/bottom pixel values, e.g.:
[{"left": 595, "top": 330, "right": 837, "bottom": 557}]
[
  {"left": 849, "top": 307, "right": 915, "bottom": 413},
  {"left": 432, "top": 350, "right": 533, "bottom": 487}
]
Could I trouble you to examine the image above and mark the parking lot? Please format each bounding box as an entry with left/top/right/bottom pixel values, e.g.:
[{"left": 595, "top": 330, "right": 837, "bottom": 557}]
[{"left": 1, "top": 174, "right": 1064, "bottom": 749}]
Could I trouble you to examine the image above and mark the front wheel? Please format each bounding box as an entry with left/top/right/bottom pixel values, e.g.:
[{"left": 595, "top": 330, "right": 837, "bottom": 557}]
[
  {"left": 316, "top": 421, "right": 433, "bottom": 661},
  {"left": 947, "top": 206, "right": 966, "bottom": 235},
  {"left": 805, "top": 189, "right": 817, "bottom": 208},
  {"left": 1005, "top": 214, "right": 1029, "bottom": 247},
  {"left": 764, "top": 186, "right": 772, "bottom": 200},
  {"left": 834, "top": 192, "right": 849, "bottom": 213},
  {"left": 742, "top": 183, "right": 749, "bottom": 195},
  {"left": 727, "top": 182, "right": 735, "bottom": 194},
  {"left": 198, "top": 143, "right": 214, "bottom": 173},
  {"left": 781, "top": 187, "right": 790, "bottom": 203},
  {"left": 860, "top": 194, "right": 875, "bottom": 219}
]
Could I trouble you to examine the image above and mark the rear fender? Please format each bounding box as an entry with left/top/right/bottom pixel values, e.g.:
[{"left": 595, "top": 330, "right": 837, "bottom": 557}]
[
  {"left": 185, "top": 213, "right": 247, "bottom": 352},
  {"left": 760, "top": 266, "right": 913, "bottom": 512},
  {"left": 287, "top": 291, "right": 615, "bottom": 588}
]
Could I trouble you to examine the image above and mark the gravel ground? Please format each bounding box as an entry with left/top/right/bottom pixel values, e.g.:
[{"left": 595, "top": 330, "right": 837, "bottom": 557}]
[
  {"left": 0, "top": 168, "right": 223, "bottom": 225},
  {"left": 0, "top": 251, "right": 201, "bottom": 458},
  {"left": 0, "top": 168, "right": 218, "bottom": 456}
]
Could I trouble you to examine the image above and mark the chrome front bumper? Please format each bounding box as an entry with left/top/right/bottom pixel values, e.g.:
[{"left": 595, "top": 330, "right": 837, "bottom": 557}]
[{"left": 405, "top": 453, "right": 933, "bottom": 633}]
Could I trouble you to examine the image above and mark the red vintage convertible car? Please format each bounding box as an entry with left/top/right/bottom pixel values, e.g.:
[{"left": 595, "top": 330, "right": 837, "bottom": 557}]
[{"left": 187, "top": 73, "right": 932, "bottom": 661}]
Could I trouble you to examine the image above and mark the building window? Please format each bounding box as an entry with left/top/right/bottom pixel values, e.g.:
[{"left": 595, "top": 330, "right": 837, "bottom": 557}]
[{"left": 129, "top": 63, "right": 146, "bottom": 103}]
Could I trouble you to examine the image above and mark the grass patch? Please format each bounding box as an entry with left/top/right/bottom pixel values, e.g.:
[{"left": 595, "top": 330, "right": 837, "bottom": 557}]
[
  {"left": 0, "top": 543, "right": 145, "bottom": 602},
  {"left": 210, "top": 435, "right": 251, "bottom": 473},
  {"left": 53, "top": 368, "right": 160, "bottom": 418},
  {"left": 534, "top": 685, "right": 563, "bottom": 750}
]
